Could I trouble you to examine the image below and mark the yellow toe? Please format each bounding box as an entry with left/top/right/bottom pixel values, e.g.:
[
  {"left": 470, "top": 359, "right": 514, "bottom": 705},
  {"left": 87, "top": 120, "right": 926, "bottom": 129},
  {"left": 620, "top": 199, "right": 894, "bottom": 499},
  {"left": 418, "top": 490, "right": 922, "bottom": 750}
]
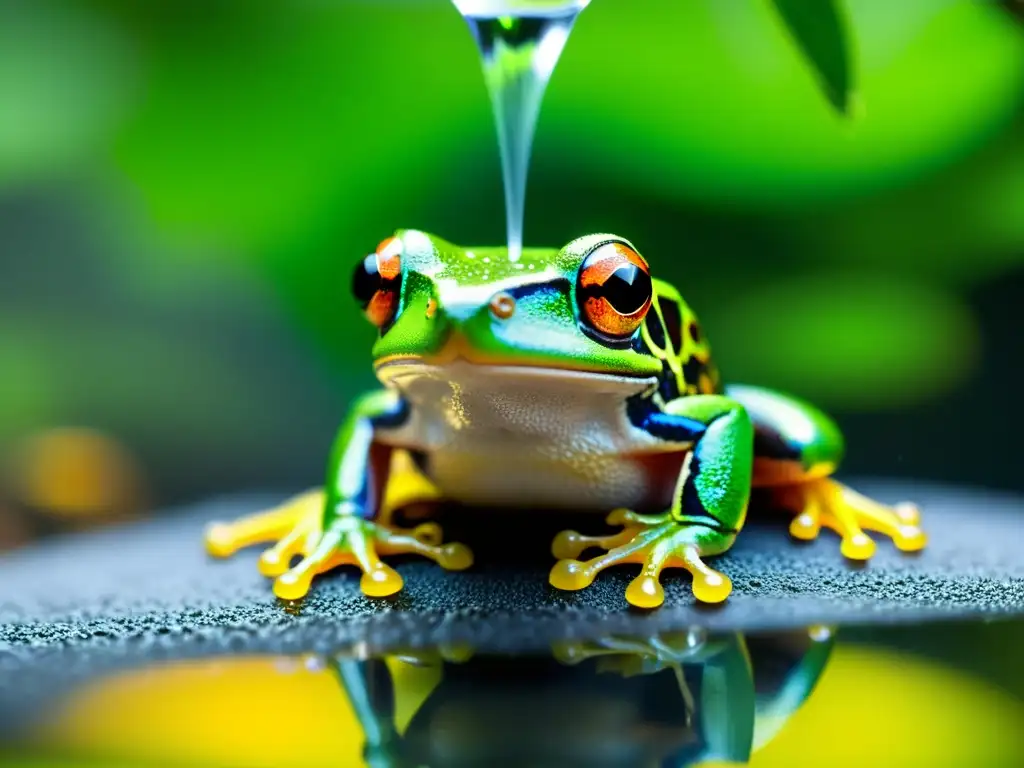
[
  {"left": 551, "top": 530, "right": 586, "bottom": 560},
  {"left": 204, "top": 523, "right": 236, "bottom": 558},
  {"left": 894, "top": 501, "right": 922, "bottom": 525},
  {"left": 840, "top": 533, "right": 876, "bottom": 560},
  {"left": 625, "top": 575, "right": 665, "bottom": 609},
  {"left": 273, "top": 571, "right": 313, "bottom": 601},
  {"left": 605, "top": 508, "right": 630, "bottom": 526},
  {"left": 894, "top": 525, "right": 928, "bottom": 552},
  {"left": 789, "top": 513, "right": 820, "bottom": 541},
  {"left": 258, "top": 548, "right": 289, "bottom": 577},
  {"left": 549, "top": 560, "right": 594, "bottom": 591},
  {"left": 692, "top": 570, "right": 732, "bottom": 604},
  {"left": 360, "top": 566, "right": 404, "bottom": 598},
  {"left": 438, "top": 542, "right": 473, "bottom": 571}
]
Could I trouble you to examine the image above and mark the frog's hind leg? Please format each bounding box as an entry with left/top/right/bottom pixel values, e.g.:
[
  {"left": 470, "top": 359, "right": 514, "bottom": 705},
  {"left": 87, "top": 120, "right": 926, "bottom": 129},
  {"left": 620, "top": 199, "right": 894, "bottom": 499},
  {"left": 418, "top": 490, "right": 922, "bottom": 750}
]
[
  {"left": 776, "top": 482, "right": 925, "bottom": 559},
  {"left": 204, "top": 489, "right": 323, "bottom": 564},
  {"left": 204, "top": 429, "right": 468, "bottom": 601},
  {"left": 727, "top": 384, "right": 927, "bottom": 559},
  {"left": 203, "top": 448, "right": 445, "bottom": 572}
]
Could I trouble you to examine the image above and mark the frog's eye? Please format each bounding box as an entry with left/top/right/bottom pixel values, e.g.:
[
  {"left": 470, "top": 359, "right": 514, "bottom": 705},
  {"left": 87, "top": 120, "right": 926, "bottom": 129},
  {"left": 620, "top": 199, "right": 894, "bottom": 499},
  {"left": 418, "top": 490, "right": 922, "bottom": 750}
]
[
  {"left": 577, "top": 241, "right": 653, "bottom": 339},
  {"left": 352, "top": 236, "right": 402, "bottom": 328}
]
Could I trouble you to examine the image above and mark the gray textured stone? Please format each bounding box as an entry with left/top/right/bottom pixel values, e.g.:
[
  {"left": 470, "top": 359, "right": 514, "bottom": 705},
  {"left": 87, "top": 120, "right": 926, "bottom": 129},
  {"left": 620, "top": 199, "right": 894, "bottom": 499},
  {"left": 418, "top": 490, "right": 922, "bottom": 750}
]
[
  {"left": 0, "top": 478, "right": 1022, "bottom": 732},
  {"left": 0, "top": 478, "right": 1022, "bottom": 670}
]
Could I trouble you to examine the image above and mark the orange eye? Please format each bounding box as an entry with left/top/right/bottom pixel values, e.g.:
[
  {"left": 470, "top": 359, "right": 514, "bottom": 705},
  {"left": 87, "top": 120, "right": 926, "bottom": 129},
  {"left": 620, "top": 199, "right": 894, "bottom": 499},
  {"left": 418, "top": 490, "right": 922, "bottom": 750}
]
[
  {"left": 352, "top": 237, "right": 403, "bottom": 328},
  {"left": 577, "top": 241, "right": 653, "bottom": 339}
]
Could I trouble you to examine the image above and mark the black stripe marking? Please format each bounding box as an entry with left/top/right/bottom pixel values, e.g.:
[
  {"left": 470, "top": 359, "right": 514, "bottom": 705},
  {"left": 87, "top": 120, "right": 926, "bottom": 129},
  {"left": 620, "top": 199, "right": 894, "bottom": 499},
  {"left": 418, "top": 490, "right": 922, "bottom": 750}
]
[
  {"left": 657, "top": 362, "right": 681, "bottom": 401},
  {"left": 627, "top": 397, "right": 706, "bottom": 443},
  {"left": 660, "top": 298, "right": 684, "bottom": 355},
  {"left": 369, "top": 396, "right": 411, "bottom": 430},
  {"left": 676, "top": 440, "right": 741, "bottom": 533},
  {"left": 644, "top": 306, "right": 668, "bottom": 351}
]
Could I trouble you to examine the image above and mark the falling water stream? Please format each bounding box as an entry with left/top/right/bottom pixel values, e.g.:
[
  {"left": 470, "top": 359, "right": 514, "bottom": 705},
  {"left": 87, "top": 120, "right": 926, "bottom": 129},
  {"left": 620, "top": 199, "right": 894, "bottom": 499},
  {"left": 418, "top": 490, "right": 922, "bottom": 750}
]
[{"left": 453, "top": 0, "right": 591, "bottom": 262}]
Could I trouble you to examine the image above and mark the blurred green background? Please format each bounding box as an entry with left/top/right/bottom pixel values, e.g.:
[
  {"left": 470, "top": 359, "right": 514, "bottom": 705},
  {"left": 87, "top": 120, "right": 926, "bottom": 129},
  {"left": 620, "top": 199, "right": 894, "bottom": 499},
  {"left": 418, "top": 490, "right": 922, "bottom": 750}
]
[{"left": 1, "top": 0, "right": 1023, "bottom": 537}]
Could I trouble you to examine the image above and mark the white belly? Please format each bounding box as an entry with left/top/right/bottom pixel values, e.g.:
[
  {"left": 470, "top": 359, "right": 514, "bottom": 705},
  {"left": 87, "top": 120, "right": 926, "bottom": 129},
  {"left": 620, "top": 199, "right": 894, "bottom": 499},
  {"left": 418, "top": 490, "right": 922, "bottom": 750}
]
[
  {"left": 426, "top": 450, "right": 669, "bottom": 509},
  {"left": 377, "top": 362, "right": 689, "bottom": 510}
]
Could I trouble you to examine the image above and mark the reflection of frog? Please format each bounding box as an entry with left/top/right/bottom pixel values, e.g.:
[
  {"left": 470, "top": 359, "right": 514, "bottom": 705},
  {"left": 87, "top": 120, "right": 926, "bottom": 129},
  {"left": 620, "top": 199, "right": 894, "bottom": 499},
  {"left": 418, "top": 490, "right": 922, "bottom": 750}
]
[
  {"left": 205, "top": 231, "right": 926, "bottom": 607},
  {"left": 331, "top": 628, "right": 835, "bottom": 768}
]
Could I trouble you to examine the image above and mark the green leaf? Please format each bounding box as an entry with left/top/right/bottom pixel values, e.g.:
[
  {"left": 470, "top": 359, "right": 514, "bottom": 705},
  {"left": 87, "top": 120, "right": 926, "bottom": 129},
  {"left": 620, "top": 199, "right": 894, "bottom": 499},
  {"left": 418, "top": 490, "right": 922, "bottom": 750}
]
[
  {"left": 1000, "top": 0, "right": 1024, "bottom": 24},
  {"left": 769, "top": 0, "right": 855, "bottom": 115}
]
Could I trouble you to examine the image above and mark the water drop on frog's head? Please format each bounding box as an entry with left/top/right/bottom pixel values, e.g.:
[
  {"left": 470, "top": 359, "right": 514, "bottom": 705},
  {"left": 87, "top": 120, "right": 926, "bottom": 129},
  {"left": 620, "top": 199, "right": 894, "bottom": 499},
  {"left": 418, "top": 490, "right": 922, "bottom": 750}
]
[
  {"left": 482, "top": 256, "right": 491, "bottom": 264},
  {"left": 466, "top": 251, "right": 476, "bottom": 259}
]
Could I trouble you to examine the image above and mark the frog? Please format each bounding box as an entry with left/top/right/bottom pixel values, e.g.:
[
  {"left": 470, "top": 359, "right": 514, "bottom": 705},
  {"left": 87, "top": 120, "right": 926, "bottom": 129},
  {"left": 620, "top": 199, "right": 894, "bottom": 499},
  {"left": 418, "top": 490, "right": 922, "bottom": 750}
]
[{"left": 204, "top": 230, "right": 927, "bottom": 608}]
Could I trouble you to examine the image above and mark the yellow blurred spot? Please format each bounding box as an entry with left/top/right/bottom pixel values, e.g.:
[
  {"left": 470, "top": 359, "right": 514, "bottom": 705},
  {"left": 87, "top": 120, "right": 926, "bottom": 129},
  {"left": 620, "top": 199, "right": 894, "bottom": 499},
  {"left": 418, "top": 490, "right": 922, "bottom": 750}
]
[
  {"left": 30, "top": 655, "right": 441, "bottom": 768},
  {"left": 708, "top": 645, "right": 1024, "bottom": 768},
  {"left": 5, "top": 428, "right": 144, "bottom": 519}
]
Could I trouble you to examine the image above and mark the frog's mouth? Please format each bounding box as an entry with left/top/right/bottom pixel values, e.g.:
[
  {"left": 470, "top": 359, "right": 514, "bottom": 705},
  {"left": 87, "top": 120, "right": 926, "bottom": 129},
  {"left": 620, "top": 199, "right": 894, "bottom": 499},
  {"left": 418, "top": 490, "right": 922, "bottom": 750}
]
[
  {"left": 374, "top": 355, "right": 659, "bottom": 398},
  {"left": 373, "top": 326, "right": 660, "bottom": 395}
]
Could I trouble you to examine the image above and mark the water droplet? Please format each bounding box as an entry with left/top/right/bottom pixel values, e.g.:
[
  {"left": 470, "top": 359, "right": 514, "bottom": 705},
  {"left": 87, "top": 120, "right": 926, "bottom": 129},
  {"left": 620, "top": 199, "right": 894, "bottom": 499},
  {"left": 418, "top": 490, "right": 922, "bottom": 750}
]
[{"left": 456, "top": 1, "right": 590, "bottom": 262}]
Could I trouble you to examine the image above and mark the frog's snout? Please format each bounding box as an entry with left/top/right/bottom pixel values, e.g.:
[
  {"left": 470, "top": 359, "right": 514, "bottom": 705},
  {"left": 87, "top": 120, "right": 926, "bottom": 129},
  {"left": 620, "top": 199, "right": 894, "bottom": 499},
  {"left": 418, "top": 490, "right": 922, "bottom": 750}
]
[{"left": 421, "top": 288, "right": 520, "bottom": 365}]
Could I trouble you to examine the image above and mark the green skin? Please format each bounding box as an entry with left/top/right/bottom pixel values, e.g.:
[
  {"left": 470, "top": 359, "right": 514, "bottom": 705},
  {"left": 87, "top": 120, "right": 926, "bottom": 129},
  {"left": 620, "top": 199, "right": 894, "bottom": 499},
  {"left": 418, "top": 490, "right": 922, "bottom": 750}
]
[{"left": 329, "top": 230, "right": 841, "bottom": 558}]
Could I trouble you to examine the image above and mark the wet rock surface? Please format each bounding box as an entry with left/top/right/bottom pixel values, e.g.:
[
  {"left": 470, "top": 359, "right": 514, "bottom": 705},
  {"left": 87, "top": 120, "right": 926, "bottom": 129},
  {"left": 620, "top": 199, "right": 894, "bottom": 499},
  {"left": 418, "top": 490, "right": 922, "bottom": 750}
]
[{"left": 0, "top": 478, "right": 1021, "bottom": 720}]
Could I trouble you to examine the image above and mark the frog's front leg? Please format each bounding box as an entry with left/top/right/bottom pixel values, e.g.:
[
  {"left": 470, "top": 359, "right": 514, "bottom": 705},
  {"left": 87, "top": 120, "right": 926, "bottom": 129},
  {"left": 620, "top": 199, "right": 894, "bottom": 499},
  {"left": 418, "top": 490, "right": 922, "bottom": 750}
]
[
  {"left": 204, "top": 390, "right": 472, "bottom": 600},
  {"left": 549, "top": 395, "right": 753, "bottom": 608},
  {"left": 728, "top": 384, "right": 927, "bottom": 559}
]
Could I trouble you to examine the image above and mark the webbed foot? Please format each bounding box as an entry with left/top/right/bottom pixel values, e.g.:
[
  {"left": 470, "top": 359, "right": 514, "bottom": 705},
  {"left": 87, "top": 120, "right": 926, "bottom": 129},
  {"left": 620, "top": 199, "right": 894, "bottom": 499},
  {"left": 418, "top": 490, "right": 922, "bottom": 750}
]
[
  {"left": 549, "top": 510, "right": 735, "bottom": 608},
  {"left": 779, "top": 478, "right": 926, "bottom": 560},
  {"left": 205, "top": 490, "right": 472, "bottom": 600}
]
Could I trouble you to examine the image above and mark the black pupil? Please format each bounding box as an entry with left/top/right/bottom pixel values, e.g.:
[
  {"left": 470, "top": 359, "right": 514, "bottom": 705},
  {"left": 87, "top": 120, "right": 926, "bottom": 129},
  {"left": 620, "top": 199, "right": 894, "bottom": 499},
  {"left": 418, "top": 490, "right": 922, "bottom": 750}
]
[
  {"left": 601, "top": 264, "right": 651, "bottom": 314},
  {"left": 352, "top": 254, "right": 384, "bottom": 307}
]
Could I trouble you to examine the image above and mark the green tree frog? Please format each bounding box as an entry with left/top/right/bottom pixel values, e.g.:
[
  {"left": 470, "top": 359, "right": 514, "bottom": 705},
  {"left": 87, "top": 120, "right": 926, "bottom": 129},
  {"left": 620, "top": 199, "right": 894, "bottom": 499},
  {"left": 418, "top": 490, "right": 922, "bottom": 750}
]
[{"left": 205, "top": 231, "right": 927, "bottom": 608}]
